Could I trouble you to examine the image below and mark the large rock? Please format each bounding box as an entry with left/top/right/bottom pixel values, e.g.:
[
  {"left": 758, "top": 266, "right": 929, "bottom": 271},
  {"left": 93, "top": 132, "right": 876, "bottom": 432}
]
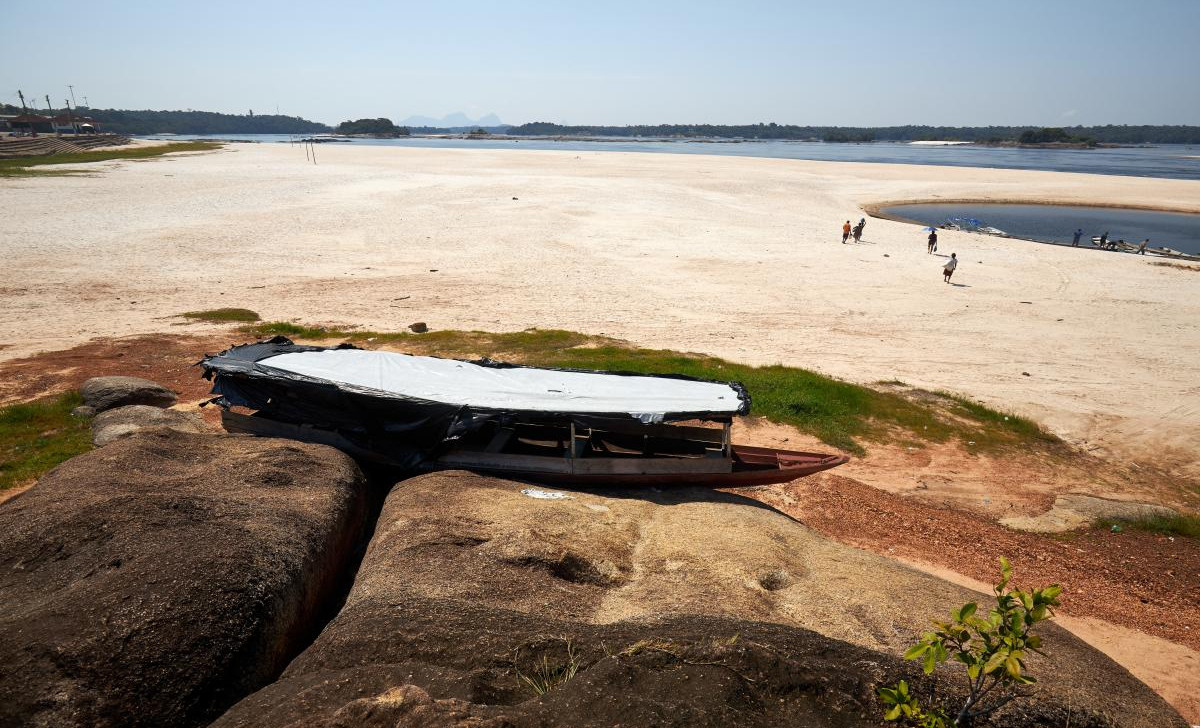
[
  {"left": 214, "top": 471, "right": 1185, "bottom": 728},
  {"left": 80, "top": 375, "right": 177, "bottom": 413},
  {"left": 91, "top": 404, "right": 208, "bottom": 446},
  {"left": 0, "top": 429, "right": 369, "bottom": 728}
]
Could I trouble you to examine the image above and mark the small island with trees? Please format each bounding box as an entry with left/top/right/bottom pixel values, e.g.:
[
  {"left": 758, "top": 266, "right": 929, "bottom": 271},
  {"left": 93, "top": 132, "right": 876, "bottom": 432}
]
[{"left": 334, "top": 118, "right": 410, "bottom": 138}]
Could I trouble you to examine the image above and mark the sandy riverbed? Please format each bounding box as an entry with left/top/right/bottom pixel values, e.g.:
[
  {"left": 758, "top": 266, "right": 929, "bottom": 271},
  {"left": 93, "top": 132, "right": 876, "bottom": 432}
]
[{"left": 2, "top": 143, "right": 1198, "bottom": 476}]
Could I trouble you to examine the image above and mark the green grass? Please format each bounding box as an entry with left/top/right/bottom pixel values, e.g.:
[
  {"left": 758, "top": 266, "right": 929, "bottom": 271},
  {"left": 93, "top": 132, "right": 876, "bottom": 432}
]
[
  {"left": 1098, "top": 513, "right": 1200, "bottom": 539},
  {"left": 0, "top": 141, "right": 223, "bottom": 177},
  {"left": 239, "top": 322, "right": 1059, "bottom": 456},
  {"left": 182, "top": 308, "right": 261, "bottom": 323},
  {"left": 0, "top": 392, "right": 93, "bottom": 490}
]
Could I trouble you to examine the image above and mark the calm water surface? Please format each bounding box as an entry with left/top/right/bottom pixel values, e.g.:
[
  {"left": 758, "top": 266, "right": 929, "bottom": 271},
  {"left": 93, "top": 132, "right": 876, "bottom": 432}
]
[
  {"left": 145, "top": 134, "right": 1200, "bottom": 181},
  {"left": 882, "top": 203, "right": 1200, "bottom": 255}
]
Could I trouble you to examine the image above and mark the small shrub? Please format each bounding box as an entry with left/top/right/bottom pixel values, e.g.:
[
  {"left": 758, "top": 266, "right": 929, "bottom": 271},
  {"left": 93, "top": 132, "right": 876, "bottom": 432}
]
[{"left": 879, "top": 558, "right": 1062, "bottom": 726}]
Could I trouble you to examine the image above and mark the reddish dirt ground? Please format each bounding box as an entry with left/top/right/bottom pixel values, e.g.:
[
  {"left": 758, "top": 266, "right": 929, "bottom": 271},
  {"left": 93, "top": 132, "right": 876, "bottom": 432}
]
[{"left": 739, "top": 474, "right": 1200, "bottom": 652}]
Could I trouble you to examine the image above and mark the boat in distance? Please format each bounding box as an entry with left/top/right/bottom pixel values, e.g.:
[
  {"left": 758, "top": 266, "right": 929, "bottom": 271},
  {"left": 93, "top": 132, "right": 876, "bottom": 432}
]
[{"left": 201, "top": 338, "right": 849, "bottom": 487}]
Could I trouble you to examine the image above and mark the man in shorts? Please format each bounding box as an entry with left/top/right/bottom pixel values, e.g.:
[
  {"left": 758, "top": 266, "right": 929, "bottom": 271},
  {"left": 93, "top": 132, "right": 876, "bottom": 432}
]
[
  {"left": 927, "top": 229, "right": 938, "bottom": 253},
  {"left": 842, "top": 220, "right": 852, "bottom": 244},
  {"left": 943, "top": 252, "right": 958, "bottom": 283}
]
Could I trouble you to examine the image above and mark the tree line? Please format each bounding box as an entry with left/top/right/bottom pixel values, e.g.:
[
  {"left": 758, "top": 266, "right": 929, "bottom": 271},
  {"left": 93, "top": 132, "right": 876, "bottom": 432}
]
[
  {"left": 1, "top": 104, "right": 331, "bottom": 135},
  {"left": 507, "top": 122, "right": 1200, "bottom": 144}
]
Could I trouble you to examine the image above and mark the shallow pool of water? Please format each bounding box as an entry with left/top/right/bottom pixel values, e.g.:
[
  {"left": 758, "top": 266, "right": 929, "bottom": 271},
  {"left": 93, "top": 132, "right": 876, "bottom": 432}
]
[{"left": 881, "top": 203, "right": 1200, "bottom": 255}]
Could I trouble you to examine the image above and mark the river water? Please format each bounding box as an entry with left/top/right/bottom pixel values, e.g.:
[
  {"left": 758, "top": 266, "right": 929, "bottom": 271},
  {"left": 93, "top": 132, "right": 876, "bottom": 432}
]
[{"left": 144, "top": 134, "right": 1200, "bottom": 181}]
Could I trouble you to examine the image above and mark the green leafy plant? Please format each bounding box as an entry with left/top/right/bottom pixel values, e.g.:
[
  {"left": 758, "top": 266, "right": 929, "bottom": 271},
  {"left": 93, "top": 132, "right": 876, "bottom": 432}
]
[{"left": 879, "top": 558, "right": 1062, "bottom": 727}]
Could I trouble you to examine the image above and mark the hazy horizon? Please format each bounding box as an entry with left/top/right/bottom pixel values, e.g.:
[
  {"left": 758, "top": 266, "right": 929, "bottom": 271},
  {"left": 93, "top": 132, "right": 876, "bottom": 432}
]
[{"left": 2, "top": 0, "right": 1198, "bottom": 128}]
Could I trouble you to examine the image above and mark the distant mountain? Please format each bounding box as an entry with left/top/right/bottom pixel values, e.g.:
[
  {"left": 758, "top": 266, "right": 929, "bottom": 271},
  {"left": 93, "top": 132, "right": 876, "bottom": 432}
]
[{"left": 400, "top": 112, "right": 505, "bottom": 128}]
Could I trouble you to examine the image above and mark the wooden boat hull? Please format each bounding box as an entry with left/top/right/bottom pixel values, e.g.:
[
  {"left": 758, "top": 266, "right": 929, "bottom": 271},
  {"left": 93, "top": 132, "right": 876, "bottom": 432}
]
[
  {"left": 221, "top": 410, "right": 848, "bottom": 487},
  {"left": 426, "top": 444, "right": 848, "bottom": 488}
]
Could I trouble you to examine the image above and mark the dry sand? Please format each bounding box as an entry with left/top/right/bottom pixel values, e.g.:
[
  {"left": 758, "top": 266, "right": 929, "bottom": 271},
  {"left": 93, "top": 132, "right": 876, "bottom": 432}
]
[{"left": 2, "top": 142, "right": 1198, "bottom": 476}]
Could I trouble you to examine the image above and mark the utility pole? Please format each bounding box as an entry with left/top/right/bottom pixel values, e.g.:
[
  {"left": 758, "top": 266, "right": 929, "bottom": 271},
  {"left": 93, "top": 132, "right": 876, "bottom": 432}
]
[
  {"left": 65, "top": 99, "right": 76, "bottom": 134},
  {"left": 83, "top": 96, "right": 89, "bottom": 108},
  {"left": 45, "top": 95, "right": 56, "bottom": 135}
]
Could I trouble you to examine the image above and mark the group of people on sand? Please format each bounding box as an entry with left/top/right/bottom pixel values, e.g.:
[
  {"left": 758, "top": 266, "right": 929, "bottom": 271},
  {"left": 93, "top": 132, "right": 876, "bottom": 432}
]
[
  {"left": 1071, "top": 228, "right": 1151, "bottom": 254},
  {"left": 838, "top": 217, "right": 958, "bottom": 283},
  {"left": 840, "top": 218, "right": 866, "bottom": 244},
  {"left": 923, "top": 228, "right": 957, "bottom": 281}
]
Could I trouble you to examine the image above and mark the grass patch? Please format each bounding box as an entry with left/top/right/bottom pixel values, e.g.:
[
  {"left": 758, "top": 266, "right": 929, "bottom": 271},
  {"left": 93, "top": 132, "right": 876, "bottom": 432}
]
[
  {"left": 0, "top": 141, "right": 222, "bottom": 177},
  {"left": 1098, "top": 513, "right": 1200, "bottom": 539},
  {"left": 239, "top": 322, "right": 1060, "bottom": 456},
  {"left": 0, "top": 392, "right": 92, "bottom": 490},
  {"left": 182, "top": 308, "right": 261, "bottom": 323}
]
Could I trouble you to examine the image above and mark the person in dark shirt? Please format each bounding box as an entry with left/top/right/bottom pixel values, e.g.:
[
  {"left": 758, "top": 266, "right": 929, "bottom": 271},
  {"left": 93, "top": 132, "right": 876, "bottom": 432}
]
[
  {"left": 927, "top": 230, "right": 938, "bottom": 253},
  {"left": 1072, "top": 229, "right": 1083, "bottom": 246}
]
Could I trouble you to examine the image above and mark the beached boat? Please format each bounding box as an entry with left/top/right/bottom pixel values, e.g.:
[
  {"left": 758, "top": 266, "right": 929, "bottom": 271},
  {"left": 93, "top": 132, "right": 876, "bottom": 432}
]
[
  {"left": 201, "top": 338, "right": 848, "bottom": 487},
  {"left": 942, "top": 217, "right": 1008, "bottom": 237}
]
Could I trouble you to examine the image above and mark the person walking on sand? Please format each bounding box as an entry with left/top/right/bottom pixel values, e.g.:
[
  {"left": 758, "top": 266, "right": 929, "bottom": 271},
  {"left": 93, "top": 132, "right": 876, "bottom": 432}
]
[
  {"left": 858, "top": 217, "right": 867, "bottom": 234},
  {"left": 1072, "top": 228, "right": 1083, "bottom": 246},
  {"left": 943, "top": 253, "right": 957, "bottom": 283},
  {"left": 842, "top": 220, "right": 852, "bottom": 244},
  {"left": 851, "top": 221, "right": 863, "bottom": 243},
  {"left": 927, "top": 229, "right": 938, "bottom": 253}
]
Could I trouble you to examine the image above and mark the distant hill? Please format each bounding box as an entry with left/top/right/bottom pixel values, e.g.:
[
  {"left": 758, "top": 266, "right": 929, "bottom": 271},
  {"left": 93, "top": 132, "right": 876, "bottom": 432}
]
[
  {"left": 400, "top": 112, "right": 505, "bottom": 129},
  {"left": 0, "top": 104, "right": 332, "bottom": 135}
]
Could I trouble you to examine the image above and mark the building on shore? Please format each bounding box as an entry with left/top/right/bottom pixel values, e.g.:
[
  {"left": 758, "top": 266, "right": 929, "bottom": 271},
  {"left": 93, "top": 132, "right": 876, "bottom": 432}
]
[{"left": 3, "top": 113, "right": 99, "bottom": 136}]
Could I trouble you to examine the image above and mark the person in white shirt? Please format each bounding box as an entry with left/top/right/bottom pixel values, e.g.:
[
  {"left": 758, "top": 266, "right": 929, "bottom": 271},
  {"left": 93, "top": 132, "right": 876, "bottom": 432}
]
[{"left": 943, "top": 253, "right": 958, "bottom": 283}]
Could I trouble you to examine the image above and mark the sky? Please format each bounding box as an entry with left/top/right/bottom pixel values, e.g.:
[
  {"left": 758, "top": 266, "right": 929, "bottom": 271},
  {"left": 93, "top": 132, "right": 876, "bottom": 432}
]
[{"left": 2, "top": 0, "right": 1198, "bottom": 127}]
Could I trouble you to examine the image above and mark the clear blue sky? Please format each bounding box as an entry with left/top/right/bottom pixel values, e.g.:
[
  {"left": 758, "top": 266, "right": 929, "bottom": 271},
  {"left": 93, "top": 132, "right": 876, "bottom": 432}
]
[{"left": 3, "top": 0, "right": 1197, "bottom": 126}]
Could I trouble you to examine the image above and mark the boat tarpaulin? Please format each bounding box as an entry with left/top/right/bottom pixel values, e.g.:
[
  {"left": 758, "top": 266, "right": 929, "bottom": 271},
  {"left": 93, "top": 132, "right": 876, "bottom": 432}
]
[
  {"left": 200, "top": 338, "right": 750, "bottom": 453},
  {"left": 262, "top": 349, "right": 743, "bottom": 421}
]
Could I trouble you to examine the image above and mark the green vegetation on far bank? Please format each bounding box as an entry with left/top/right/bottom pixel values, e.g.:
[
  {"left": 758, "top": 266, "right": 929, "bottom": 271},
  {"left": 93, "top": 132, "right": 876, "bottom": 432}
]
[
  {"left": 0, "top": 103, "right": 331, "bottom": 136},
  {"left": 0, "top": 141, "right": 223, "bottom": 178},
  {"left": 241, "top": 322, "right": 1057, "bottom": 456},
  {"left": 0, "top": 392, "right": 92, "bottom": 491},
  {"left": 508, "top": 122, "right": 1200, "bottom": 144}
]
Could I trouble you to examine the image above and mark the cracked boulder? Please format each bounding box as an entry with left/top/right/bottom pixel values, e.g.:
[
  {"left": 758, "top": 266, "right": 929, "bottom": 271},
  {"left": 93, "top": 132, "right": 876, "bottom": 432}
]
[{"left": 0, "top": 429, "right": 368, "bottom": 728}]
